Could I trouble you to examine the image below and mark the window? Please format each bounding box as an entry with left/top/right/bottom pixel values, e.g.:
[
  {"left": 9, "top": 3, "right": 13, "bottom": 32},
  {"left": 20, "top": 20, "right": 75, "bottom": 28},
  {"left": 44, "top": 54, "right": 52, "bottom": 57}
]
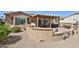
[
  {"left": 15, "top": 17, "right": 26, "bottom": 25},
  {"left": 38, "top": 19, "right": 42, "bottom": 26},
  {"left": 43, "top": 18, "right": 49, "bottom": 26}
]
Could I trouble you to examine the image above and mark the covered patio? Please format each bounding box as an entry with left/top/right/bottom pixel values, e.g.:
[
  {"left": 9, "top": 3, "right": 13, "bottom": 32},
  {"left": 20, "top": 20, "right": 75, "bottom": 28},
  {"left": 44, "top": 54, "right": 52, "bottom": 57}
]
[{"left": 28, "top": 14, "right": 60, "bottom": 28}]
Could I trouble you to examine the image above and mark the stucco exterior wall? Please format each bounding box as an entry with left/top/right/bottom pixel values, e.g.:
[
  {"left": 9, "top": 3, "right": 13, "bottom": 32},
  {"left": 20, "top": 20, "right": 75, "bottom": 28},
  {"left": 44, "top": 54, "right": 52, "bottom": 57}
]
[{"left": 64, "top": 14, "right": 79, "bottom": 24}]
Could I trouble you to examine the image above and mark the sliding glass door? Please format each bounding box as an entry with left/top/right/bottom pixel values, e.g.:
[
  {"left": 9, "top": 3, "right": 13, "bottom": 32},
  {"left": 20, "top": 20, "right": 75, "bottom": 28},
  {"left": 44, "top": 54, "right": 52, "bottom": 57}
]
[
  {"left": 38, "top": 18, "right": 49, "bottom": 27},
  {"left": 15, "top": 17, "right": 26, "bottom": 25}
]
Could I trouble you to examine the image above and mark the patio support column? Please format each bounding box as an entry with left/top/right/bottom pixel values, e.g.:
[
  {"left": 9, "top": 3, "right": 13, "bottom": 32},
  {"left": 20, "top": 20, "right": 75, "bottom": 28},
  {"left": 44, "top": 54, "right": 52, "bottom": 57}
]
[
  {"left": 25, "top": 17, "right": 27, "bottom": 24},
  {"left": 30, "top": 18, "right": 32, "bottom": 24},
  {"left": 13, "top": 17, "right": 15, "bottom": 25},
  {"left": 49, "top": 18, "right": 51, "bottom": 28},
  {"left": 58, "top": 17, "right": 60, "bottom": 25},
  {"left": 37, "top": 17, "right": 39, "bottom": 27}
]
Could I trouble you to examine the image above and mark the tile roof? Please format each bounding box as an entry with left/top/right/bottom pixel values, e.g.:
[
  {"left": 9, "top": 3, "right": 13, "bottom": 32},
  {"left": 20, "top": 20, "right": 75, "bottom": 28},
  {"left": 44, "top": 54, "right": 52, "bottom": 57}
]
[{"left": 4, "top": 11, "right": 33, "bottom": 16}]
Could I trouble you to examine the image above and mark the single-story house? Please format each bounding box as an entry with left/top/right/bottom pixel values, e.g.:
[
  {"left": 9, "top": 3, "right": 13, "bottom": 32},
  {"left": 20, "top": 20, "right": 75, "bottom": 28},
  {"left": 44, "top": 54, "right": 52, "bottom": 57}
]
[{"left": 4, "top": 11, "right": 60, "bottom": 28}]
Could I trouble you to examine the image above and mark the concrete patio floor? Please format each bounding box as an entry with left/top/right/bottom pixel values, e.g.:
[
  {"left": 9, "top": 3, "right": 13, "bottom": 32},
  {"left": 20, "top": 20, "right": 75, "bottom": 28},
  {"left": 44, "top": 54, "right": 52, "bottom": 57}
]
[{"left": 6, "top": 30, "right": 79, "bottom": 48}]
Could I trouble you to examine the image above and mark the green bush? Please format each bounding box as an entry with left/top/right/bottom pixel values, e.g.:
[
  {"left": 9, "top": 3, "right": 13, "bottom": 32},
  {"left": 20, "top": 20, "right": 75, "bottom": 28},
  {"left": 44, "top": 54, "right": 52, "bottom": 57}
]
[
  {"left": 11, "top": 27, "right": 21, "bottom": 33},
  {"left": 0, "top": 25, "right": 11, "bottom": 39}
]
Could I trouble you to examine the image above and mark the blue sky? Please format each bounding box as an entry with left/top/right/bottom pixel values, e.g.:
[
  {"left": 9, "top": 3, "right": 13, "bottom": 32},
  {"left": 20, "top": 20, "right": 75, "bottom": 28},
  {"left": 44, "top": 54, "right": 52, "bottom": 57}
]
[
  {"left": 30, "top": 11, "right": 79, "bottom": 17},
  {"left": 0, "top": 11, "right": 79, "bottom": 17}
]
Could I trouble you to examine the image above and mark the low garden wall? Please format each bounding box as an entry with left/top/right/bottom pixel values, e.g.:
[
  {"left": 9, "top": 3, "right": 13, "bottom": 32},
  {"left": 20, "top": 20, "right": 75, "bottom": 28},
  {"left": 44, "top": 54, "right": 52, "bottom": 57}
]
[{"left": 26, "top": 27, "right": 53, "bottom": 42}]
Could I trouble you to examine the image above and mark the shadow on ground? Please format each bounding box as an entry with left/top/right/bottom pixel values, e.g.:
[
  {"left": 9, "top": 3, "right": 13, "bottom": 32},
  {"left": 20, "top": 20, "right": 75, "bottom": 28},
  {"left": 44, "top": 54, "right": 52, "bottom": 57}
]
[{"left": 0, "top": 35, "right": 22, "bottom": 48}]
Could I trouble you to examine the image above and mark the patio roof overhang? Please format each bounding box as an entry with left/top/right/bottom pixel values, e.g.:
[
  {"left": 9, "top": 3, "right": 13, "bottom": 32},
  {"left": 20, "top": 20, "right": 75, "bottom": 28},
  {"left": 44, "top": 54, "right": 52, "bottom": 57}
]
[{"left": 29, "top": 14, "right": 59, "bottom": 19}]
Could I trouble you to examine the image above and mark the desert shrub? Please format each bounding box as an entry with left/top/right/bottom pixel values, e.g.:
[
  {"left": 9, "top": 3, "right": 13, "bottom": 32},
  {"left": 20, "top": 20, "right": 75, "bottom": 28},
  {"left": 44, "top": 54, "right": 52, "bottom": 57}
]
[
  {"left": 0, "top": 25, "right": 11, "bottom": 40},
  {"left": 63, "top": 24, "right": 71, "bottom": 29},
  {"left": 11, "top": 26, "right": 21, "bottom": 33}
]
